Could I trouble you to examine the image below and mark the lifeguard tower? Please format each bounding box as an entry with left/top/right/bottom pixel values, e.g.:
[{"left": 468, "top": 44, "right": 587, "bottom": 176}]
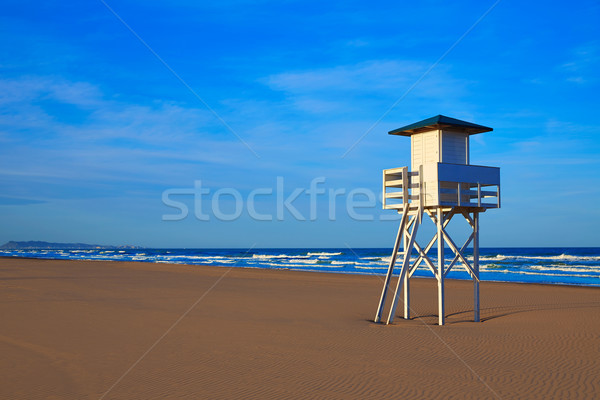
[{"left": 374, "top": 115, "right": 500, "bottom": 325}]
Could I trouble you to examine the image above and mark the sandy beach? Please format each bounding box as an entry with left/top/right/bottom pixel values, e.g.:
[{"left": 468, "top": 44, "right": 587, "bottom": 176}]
[{"left": 1, "top": 257, "right": 598, "bottom": 399}]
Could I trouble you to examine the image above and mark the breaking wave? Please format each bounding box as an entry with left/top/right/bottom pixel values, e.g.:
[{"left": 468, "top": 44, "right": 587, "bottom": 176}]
[{"left": 1, "top": 247, "right": 599, "bottom": 286}]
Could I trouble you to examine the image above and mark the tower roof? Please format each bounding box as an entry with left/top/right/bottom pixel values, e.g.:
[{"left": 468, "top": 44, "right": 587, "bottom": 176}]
[{"left": 389, "top": 115, "right": 493, "bottom": 136}]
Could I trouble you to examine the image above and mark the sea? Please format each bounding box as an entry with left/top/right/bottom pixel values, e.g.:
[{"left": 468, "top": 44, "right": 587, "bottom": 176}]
[{"left": 1, "top": 247, "right": 599, "bottom": 287}]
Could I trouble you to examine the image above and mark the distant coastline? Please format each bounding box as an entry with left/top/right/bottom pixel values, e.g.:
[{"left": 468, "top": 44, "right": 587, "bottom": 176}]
[{"left": 0, "top": 240, "right": 140, "bottom": 250}]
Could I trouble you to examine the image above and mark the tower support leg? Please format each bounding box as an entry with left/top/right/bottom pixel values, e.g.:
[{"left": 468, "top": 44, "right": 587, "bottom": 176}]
[
  {"left": 473, "top": 212, "right": 480, "bottom": 322},
  {"left": 374, "top": 210, "right": 408, "bottom": 323},
  {"left": 403, "top": 225, "right": 410, "bottom": 320},
  {"left": 437, "top": 208, "right": 445, "bottom": 326}
]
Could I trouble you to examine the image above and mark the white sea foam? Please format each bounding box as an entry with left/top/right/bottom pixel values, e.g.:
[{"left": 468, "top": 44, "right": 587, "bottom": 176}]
[
  {"left": 292, "top": 263, "right": 339, "bottom": 269},
  {"left": 252, "top": 254, "right": 309, "bottom": 260},
  {"left": 529, "top": 265, "right": 600, "bottom": 274},
  {"left": 160, "top": 255, "right": 237, "bottom": 264},
  {"left": 482, "top": 255, "right": 508, "bottom": 261},
  {"left": 4, "top": 248, "right": 599, "bottom": 285},
  {"left": 512, "top": 270, "right": 599, "bottom": 279},
  {"left": 379, "top": 256, "right": 420, "bottom": 264},
  {"left": 482, "top": 254, "right": 600, "bottom": 262},
  {"left": 257, "top": 262, "right": 338, "bottom": 269},
  {"left": 477, "top": 268, "right": 599, "bottom": 279},
  {"left": 307, "top": 252, "right": 343, "bottom": 256},
  {"left": 283, "top": 259, "right": 320, "bottom": 264},
  {"left": 165, "top": 255, "right": 231, "bottom": 260}
]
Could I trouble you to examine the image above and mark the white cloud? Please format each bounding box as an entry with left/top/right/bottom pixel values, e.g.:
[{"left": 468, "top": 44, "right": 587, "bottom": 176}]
[
  {"left": 263, "top": 60, "right": 469, "bottom": 113},
  {"left": 0, "top": 76, "right": 262, "bottom": 191},
  {"left": 0, "top": 76, "right": 102, "bottom": 106},
  {"left": 267, "top": 60, "right": 424, "bottom": 93},
  {"left": 559, "top": 42, "right": 599, "bottom": 84}
]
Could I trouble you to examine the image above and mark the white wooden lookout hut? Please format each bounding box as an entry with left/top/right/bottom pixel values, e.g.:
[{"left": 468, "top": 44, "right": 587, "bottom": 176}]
[{"left": 375, "top": 115, "right": 500, "bottom": 326}]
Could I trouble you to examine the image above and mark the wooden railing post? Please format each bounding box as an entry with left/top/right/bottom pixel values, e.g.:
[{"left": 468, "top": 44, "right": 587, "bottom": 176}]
[
  {"left": 382, "top": 170, "right": 387, "bottom": 210},
  {"left": 402, "top": 167, "right": 408, "bottom": 211}
]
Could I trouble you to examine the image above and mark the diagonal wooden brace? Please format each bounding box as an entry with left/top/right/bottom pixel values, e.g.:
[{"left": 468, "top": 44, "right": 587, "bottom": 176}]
[
  {"left": 444, "top": 232, "right": 474, "bottom": 278},
  {"left": 386, "top": 213, "right": 420, "bottom": 324},
  {"left": 441, "top": 228, "right": 479, "bottom": 282}
]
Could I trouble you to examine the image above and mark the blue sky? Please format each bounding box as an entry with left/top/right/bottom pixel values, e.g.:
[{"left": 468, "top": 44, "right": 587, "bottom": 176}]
[{"left": 1, "top": 0, "right": 599, "bottom": 248}]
